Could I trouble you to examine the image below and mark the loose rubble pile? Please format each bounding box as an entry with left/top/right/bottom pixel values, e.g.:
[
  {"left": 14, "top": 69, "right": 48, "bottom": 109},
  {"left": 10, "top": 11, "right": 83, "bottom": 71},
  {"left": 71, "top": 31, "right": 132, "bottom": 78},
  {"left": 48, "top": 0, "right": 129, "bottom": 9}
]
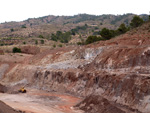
[{"left": 75, "top": 95, "right": 126, "bottom": 113}]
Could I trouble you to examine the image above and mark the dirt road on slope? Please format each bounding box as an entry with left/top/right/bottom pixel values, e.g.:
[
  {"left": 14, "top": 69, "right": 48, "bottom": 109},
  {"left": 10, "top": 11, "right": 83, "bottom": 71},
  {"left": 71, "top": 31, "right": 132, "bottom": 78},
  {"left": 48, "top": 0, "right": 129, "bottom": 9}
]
[{"left": 0, "top": 88, "right": 84, "bottom": 113}]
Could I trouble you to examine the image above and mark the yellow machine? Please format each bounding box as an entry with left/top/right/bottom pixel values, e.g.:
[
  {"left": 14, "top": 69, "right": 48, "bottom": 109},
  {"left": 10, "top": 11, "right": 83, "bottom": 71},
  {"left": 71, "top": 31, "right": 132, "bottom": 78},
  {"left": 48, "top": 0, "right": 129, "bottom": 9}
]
[{"left": 18, "top": 87, "right": 26, "bottom": 93}]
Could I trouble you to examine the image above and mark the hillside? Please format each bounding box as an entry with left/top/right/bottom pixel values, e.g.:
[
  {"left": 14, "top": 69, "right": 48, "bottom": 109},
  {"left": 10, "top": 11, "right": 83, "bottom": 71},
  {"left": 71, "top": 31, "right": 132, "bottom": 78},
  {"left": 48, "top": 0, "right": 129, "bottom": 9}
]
[
  {"left": 0, "top": 20, "right": 150, "bottom": 113},
  {"left": 0, "top": 14, "right": 148, "bottom": 42}
]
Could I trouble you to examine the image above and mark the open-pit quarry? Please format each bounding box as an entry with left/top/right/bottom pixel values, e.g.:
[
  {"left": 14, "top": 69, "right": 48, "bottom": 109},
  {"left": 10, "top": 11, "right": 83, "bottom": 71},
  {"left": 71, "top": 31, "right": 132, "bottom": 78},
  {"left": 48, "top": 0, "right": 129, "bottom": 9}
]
[{"left": 1, "top": 22, "right": 150, "bottom": 113}]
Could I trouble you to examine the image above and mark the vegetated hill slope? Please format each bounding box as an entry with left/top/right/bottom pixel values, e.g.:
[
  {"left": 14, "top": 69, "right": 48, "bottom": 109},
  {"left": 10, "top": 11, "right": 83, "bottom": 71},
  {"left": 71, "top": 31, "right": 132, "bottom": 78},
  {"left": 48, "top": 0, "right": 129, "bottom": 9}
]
[
  {"left": 0, "top": 14, "right": 148, "bottom": 39},
  {"left": 0, "top": 22, "right": 150, "bottom": 113}
]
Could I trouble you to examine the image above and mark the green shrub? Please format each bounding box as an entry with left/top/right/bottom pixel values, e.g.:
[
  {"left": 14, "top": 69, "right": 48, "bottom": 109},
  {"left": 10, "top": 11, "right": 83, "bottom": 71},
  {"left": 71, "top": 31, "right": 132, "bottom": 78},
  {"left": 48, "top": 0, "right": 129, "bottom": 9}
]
[
  {"left": 10, "top": 28, "right": 14, "bottom": 32},
  {"left": 77, "top": 42, "right": 84, "bottom": 45},
  {"left": 100, "top": 28, "right": 113, "bottom": 40},
  {"left": 21, "top": 25, "right": 26, "bottom": 28},
  {"left": 39, "top": 35, "right": 44, "bottom": 38},
  {"left": 40, "top": 40, "right": 44, "bottom": 44},
  {"left": 0, "top": 43, "right": 4, "bottom": 46},
  {"left": 58, "top": 44, "right": 63, "bottom": 47},
  {"left": 117, "top": 23, "right": 128, "bottom": 34},
  {"left": 12, "top": 47, "right": 21, "bottom": 53},
  {"left": 85, "top": 36, "right": 104, "bottom": 45},
  {"left": 51, "top": 31, "right": 71, "bottom": 43},
  {"left": 53, "top": 44, "right": 56, "bottom": 48},
  {"left": 23, "top": 42, "right": 26, "bottom": 44},
  {"left": 35, "top": 40, "right": 38, "bottom": 45},
  {"left": 130, "top": 15, "right": 144, "bottom": 28}
]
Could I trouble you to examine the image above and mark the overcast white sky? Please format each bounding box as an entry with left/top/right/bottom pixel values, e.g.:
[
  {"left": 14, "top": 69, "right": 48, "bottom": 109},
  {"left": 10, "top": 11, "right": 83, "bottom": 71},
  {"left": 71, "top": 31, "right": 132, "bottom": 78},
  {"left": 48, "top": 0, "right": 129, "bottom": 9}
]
[{"left": 0, "top": 0, "right": 149, "bottom": 23}]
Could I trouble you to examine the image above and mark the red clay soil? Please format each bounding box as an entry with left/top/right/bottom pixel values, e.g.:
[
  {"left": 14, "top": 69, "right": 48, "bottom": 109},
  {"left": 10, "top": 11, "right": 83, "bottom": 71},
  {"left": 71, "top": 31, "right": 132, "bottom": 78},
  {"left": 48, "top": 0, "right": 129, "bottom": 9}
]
[
  {"left": 20, "top": 45, "right": 40, "bottom": 55},
  {"left": 29, "top": 46, "right": 77, "bottom": 64},
  {"left": 76, "top": 95, "right": 125, "bottom": 113},
  {"left": 0, "top": 100, "right": 19, "bottom": 113},
  {"left": 0, "top": 50, "right": 4, "bottom": 55},
  {"left": 30, "top": 90, "right": 82, "bottom": 113},
  {"left": 0, "top": 83, "right": 7, "bottom": 93}
]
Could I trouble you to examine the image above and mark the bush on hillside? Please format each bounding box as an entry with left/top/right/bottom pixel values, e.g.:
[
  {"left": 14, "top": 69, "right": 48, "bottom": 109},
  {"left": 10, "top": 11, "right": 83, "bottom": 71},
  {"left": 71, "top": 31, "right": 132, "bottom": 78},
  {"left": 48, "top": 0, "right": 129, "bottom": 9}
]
[
  {"left": 70, "top": 24, "right": 88, "bottom": 34},
  {"left": 23, "top": 42, "right": 26, "bottom": 44},
  {"left": 117, "top": 23, "right": 128, "bottom": 34},
  {"left": 10, "top": 28, "right": 14, "bottom": 32},
  {"left": 12, "top": 47, "right": 21, "bottom": 53},
  {"left": 100, "top": 28, "right": 114, "bottom": 40},
  {"left": 40, "top": 40, "right": 44, "bottom": 44},
  {"left": 51, "top": 31, "right": 71, "bottom": 43},
  {"left": 35, "top": 40, "right": 38, "bottom": 45},
  {"left": 53, "top": 44, "right": 56, "bottom": 48},
  {"left": 21, "top": 25, "right": 26, "bottom": 28},
  {"left": 85, "top": 36, "right": 104, "bottom": 44},
  {"left": 58, "top": 44, "right": 63, "bottom": 47},
  {"left": 130, "top": 15, "right": 144, "bottom": 28},
  {"left": 39, "top": 35, "right": 44, "bottom": 38}
]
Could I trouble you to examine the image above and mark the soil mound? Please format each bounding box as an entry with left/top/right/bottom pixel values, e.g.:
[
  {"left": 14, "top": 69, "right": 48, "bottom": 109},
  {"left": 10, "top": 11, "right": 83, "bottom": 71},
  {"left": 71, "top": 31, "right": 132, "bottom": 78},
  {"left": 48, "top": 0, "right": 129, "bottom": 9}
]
[
  {"left": 20, "top": 45, "right": 40, "bottom": 55},
  {"left": 76, "top": 95, "right": 125, "bottom": 113},
  {"left": 0, "top": 100, "right": 19, "bottom": 113}
]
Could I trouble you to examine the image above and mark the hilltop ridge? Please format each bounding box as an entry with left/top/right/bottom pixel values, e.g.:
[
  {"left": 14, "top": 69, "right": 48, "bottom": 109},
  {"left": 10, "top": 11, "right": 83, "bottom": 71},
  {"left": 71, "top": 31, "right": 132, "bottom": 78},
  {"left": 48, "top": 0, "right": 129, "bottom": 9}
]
[{"left": 0, "top": 14, "right": 149, "bottom": 38}]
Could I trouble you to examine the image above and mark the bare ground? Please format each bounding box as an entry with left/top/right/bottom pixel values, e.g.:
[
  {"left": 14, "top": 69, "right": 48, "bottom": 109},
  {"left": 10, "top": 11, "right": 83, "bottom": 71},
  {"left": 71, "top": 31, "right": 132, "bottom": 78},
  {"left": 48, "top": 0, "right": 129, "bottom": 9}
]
[{"left": 0, "top": 88, "right": 84, "bottom": 113}]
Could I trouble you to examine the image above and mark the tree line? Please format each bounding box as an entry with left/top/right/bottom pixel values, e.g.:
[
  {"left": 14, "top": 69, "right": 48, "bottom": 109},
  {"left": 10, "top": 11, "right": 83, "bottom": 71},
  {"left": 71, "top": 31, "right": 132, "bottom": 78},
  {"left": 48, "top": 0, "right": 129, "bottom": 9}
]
[
  {"left": 51, "top": 15, "right": 147, "bottom": 45},
  {"left": 82, "top": 15, "right": 145, "bottom": 45}
]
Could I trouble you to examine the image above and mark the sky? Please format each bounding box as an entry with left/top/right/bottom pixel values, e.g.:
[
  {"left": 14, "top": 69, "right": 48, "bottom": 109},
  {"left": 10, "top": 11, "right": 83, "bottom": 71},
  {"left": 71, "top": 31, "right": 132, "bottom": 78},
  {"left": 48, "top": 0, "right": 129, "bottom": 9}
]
[{"left": 0, "top": 0, "right": 149, "bottom": 23}]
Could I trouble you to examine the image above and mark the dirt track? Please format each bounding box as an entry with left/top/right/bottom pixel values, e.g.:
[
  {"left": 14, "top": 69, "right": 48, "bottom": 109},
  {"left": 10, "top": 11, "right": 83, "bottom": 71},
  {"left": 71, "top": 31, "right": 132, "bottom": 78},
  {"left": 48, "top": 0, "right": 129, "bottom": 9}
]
[{"left": 0, "top": 88, "right": 83, "bottom": 113}]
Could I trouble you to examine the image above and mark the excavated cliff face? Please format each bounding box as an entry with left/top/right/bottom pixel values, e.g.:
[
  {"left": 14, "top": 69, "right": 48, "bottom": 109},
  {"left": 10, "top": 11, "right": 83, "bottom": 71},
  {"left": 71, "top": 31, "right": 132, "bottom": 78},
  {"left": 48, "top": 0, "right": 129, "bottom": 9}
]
[
  {"left": 86, "top": 46, "right": 150, "bottom": 73},
  {"left": 29, "top": 69, "right": 150, "bottom": 112},
  {"left": 1, "top": 22, "right": 150, "bottom": 112}
]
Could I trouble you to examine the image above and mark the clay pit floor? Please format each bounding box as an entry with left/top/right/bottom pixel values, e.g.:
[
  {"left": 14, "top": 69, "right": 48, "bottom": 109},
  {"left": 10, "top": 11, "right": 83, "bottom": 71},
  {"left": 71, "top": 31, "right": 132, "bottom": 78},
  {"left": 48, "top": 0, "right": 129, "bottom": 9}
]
[{"left": 0, "top": 88, "right": 84, "bottom": 113}]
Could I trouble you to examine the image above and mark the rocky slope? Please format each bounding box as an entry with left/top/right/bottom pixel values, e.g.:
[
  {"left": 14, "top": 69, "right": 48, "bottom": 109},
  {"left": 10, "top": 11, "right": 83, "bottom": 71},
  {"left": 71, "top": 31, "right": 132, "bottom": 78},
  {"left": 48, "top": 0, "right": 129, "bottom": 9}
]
[
  {"left": 0, "top": 22, "right": 150, "bottom": 112},
  {"left": 0, "top": 100, "right": 19, "bottom": 113}
]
